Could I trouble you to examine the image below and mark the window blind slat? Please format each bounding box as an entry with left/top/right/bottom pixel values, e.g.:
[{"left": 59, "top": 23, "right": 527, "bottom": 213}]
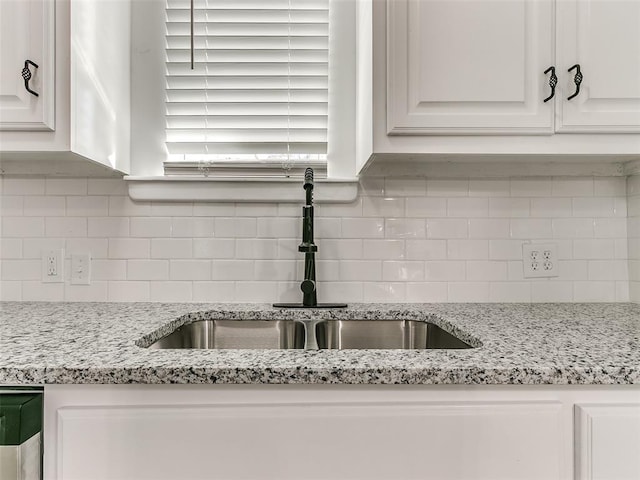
[{"left": 165, "top": 0, "right": 329, "bottom": 167}]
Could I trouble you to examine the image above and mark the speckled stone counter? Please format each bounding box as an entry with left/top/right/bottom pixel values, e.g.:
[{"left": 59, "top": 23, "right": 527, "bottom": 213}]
[{"left": 0, "top": 302, "right": 638, "bottom": 385}]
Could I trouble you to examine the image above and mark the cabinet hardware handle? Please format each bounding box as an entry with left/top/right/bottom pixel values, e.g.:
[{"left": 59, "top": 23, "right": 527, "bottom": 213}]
[
  {"left": 567, "top": 64, "right": 583, "bottom": 100},
  {"left": 21, "top": 59, "right": 39, "bottom": 97},
  {"left": 543, "top": 66, "right": 557, "bottom": 102}
]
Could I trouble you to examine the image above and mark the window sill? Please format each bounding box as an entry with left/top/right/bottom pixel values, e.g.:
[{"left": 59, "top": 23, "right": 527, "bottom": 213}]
[{"left": 124, "top": 176, "right": 359, "bottom": 203}]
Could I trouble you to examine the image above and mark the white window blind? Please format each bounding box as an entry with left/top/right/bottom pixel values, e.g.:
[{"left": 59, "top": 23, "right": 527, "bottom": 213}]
[{"left": 164, "top": 0, "right": 329, "bottom": 176}]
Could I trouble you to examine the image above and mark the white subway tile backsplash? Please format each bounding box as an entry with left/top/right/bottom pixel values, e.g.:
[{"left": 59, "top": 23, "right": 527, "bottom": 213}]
[
  {"left": 468, "top": 179, "right": 510, "bottom": 197},
  {"left": 530, "top": 198, "right": 573, "bottom": 218},
  {"left": 0, "top": 239, "right": 22, "bottom": 259},
  {"left": 341, "top": 218, "right": 384, "bottom": 238},
  {"left": 510, "top": 178, "right": 552, "bottom": 197},
  {"left": 170, "top": 260, "right": 211, "bottom": 280},
  {"left": 468, "top": 219, "right": 509, "bottom": 239},
  {"left": 551, "top": 218, "right": 594, "bottom": 239},
  {"left": 489, "top": 282, "right": 531, "bottom": 302},
  {"left": 406, "top": 282, "right": 448, "bottom": 302},
  {"left": 151, "top": 238, "right": 193, "bottom": 259},
  {"left": 385, "top": 218, "right": 426, "bottom": 239},
  {"left": 214, "top": 218, "right": 256, "bottom": 238},
  {"left": 192, "top": 282, "right": 235, "bottom": 302},
  {"left": 45, "top": 179, "right": 87, "bottom": 195},
  {"left": 2, "top": 217, "right": 45, "bottom": 237},
  {"left": 405, "top": 198, "right": 447, "bottom": 218},
  {"left": 109, "top": 196, "right": 151, "bottom": 216},
  {"left": 406, "top": 240, "right": 447, "bottom": 260},
  {"left": 1, "top": 173, "right": 633, "bottom": 304},
  {"left": 64, "top": 282, "right": 109, "bottom": 302},
  {"left": 489, "top": 198, "right": 530, "bottom": 218},
  {"left": 339, "top": 260, "right": 382, "bottom": 281},
  {"left": 108, "top": 281, "right": 150, "bottom": 302},
  {"left": 65, "top": 238, "right": 109, "bottom": 258},
  {"left": 130, "top": 218, "right": 172, "bottom": 238},
  {"left": 127, "top": 260, "right": 169, "bottom": 280},
  {"left": 92, "top": 260, "right": 127, "bottom": 280},
  {"left": 236, "top": 239, "right": 278, "bottom": 259},
  {"left": 3, "top": 178, "right": 45, "bottom": 195},
  {"left": 46, "top": 218, "right": 87, "bottom": 237},
  {"left": 1, "top": 260, "right": 40, "bottom": 280},
  {"left": 551, "top": 177, "right": 593, "bottom": 197},
  {"left": 385, "top": 178, "right": 426, "bottom": 197},
  {"left": 23, "top": 196, "right": 65, "bottom": 216},
  {"left": 427, "top": 179, "right": 469, "bottom": 197},
  {"left": 211, "top": 259, "right": 254, "bottom": 280},
  {"left": 66, "top": 196, "right": 109, "bottom": 217},
  {"left": 87, "top": 178, "right": 128, "bottom": 195},
  {"left": 466, "top": 261, "right": 508, "bottom": 281},
  {"left": 88, "top": 217, "right": 130, "bottom": 237},
  {"left": 150, "top": 202, "right": 193, "bottom": 217},
  {"left": 171, "top": 218, "right": 215, "bottom": 238},
  {"left": 425, "top": 261, "right": 466, "bottom": 281},
  {"left": 193, "top": 238, "right": 235, "bottom": 259},
  {"left": 363, "top": 197, "right": 405, "bottom": 217},
  {"left": 510, "top": 219, "right": 553, "bottom": 239},
  {"left": 109, "top": 238, "right": 150, "bottom": 259},
  {"left": 362, "top": 239, "right": 405, "bottom": 260},
  {"left": 574, "top": 281, "right": 616, "bottom": 302},
  {"left": 363, "top": 282, "right": 406, "bottom": 302},
  {"left": 594, "top": 177, "right": 626, "bottom": 196},
  {"left": 447, "top": 240, "right": 489, "bottom": 260},
  {"left": 427, "top": 219, "right": 468, "bottom": 239},
  {"left": 0, "top": 281, "right": 22, "bottom": 301},
  {"left": 382, "top": 261, "right": 424, "bottom": 281},
  {"left": 448, "top": 282, "right": 489, "bottom": 302},
  {"left": 22, "top": 282, "right": 64, "bottom": 301},
  {"left": 447, "top": 198, "right": 488, "bottom": 218},
  {"left": 0, "top": 196, "right": 23, "bottom": 216},
  {"left": 531, "top": 281, "right": 573, "bottom": 302},
  {"left": 150, "top": 281, "right": 192, "bottom": 302}
]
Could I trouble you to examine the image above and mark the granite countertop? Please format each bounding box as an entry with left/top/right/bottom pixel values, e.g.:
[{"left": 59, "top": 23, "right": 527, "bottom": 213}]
[{"left": 0, "top": 302, "right": 638, "bottom": 385}]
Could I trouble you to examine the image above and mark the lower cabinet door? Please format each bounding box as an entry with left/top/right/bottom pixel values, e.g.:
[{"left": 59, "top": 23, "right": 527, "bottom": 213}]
[
  {"left": 575, "top": 403, "right": 640, "bottom": 480},
  {"left": 49, "top": 393, "right": 562, "bottom": 480}
]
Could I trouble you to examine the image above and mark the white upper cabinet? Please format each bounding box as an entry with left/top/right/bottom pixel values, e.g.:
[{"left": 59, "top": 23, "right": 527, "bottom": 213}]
[
  {"left": 557, "top": 0, "right": 640, "bottom": 132},
  {"left": 385, "top": 0, "right": 640, "bottom": 136},
  {"left": 388, "top": 0, "right": 554, "bottom": 134},
  {"left": 0, "top": 0, "right": 54, "bottom": 130},
  {"left": 0, "top": 0, "right": 131, "bottom": 176}
]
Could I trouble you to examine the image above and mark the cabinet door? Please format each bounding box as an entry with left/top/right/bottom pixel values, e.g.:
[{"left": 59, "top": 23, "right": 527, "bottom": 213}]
[
  {"left": 557, "top": 0, "right": 640, "bottom": 132},
  {"left": 387, "top": 0, "right": 554, "bottom": 135},
  {"left": 575, "top": 403, "right": 640, "bottom": 480},
  {"left": 0, "top": 0, "right": 54, "bottom": 131}
]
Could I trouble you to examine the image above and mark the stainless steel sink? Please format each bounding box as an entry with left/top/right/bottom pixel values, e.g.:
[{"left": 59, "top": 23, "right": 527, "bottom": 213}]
[
  {"left": 148, "top": 320, "right": 305, "bottom": 349},
  {"left": 315, "top": 320, "right": 472, "bottom": 349},
  {"left": 147, "top": 319, "right": 473, "bottom": 350}
]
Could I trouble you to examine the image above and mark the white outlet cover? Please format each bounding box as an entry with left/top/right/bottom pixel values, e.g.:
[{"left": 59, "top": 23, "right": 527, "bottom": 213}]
[
  {"left": 522, "top": 243, "right": 559, "bottom": 278},
  {"left": 71, "top": 253, "right": 91, "bottom": 285},
  {"left": 42, "top": 249, "right": 64, "bottom": 283}
]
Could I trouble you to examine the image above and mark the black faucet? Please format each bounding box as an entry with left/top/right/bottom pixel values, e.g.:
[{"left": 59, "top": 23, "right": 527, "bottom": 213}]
[{"left": 273, "top": 168, "right": 346, "bottom": 309}]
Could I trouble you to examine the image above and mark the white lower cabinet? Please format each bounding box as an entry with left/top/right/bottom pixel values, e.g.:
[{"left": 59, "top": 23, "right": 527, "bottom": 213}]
[
  {"left": 44, "top": 385, "right": 639, "bottom": 480},
  {"left": 575, "top": 403, "right": 640, "bottom": 480}
]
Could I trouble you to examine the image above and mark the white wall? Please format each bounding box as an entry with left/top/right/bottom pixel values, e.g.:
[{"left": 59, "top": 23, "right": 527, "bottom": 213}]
[
  {"left": 0, "top": 175, "right": 630, "bottom": 303},
  {"left": 628, "top": 175, "right": 640, "bottom": 302}
]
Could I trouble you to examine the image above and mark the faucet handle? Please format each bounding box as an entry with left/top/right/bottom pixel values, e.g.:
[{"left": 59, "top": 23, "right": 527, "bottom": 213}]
[{"left": 301, "top": 279, "right": 316, "bottom": 294}]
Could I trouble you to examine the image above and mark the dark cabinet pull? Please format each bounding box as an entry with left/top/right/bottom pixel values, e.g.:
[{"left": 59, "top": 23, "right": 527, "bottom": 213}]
[
  {"left": 21, "top": 59, "right": 39, "bottom": 97},
  {"left": 543, "top": 66, "right": 557, "bottom": 102},
  {"left": 567, "top": 64, "right": 583, "bottom": 100}
]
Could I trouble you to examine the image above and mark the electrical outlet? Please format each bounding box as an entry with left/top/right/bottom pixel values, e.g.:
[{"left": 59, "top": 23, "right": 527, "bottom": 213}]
[
  {"left": 71, "top": 253, "right": 91, "bottom": 285},
  {"left": 42, "top": 249, "right": 64, "bottom": 283},
  {"left": 522, "top": 243, "right": 558, "bottom": 278}
]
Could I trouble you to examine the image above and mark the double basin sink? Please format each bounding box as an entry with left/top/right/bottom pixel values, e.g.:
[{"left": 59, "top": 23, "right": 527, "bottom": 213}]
[{"left": 148, "top": 319, "right": 473, "bottom": 350}]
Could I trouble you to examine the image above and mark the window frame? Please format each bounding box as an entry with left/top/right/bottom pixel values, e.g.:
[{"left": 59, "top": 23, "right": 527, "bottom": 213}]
[{"left": 125, "top": 0, "right": 361, "bottom": 203}]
